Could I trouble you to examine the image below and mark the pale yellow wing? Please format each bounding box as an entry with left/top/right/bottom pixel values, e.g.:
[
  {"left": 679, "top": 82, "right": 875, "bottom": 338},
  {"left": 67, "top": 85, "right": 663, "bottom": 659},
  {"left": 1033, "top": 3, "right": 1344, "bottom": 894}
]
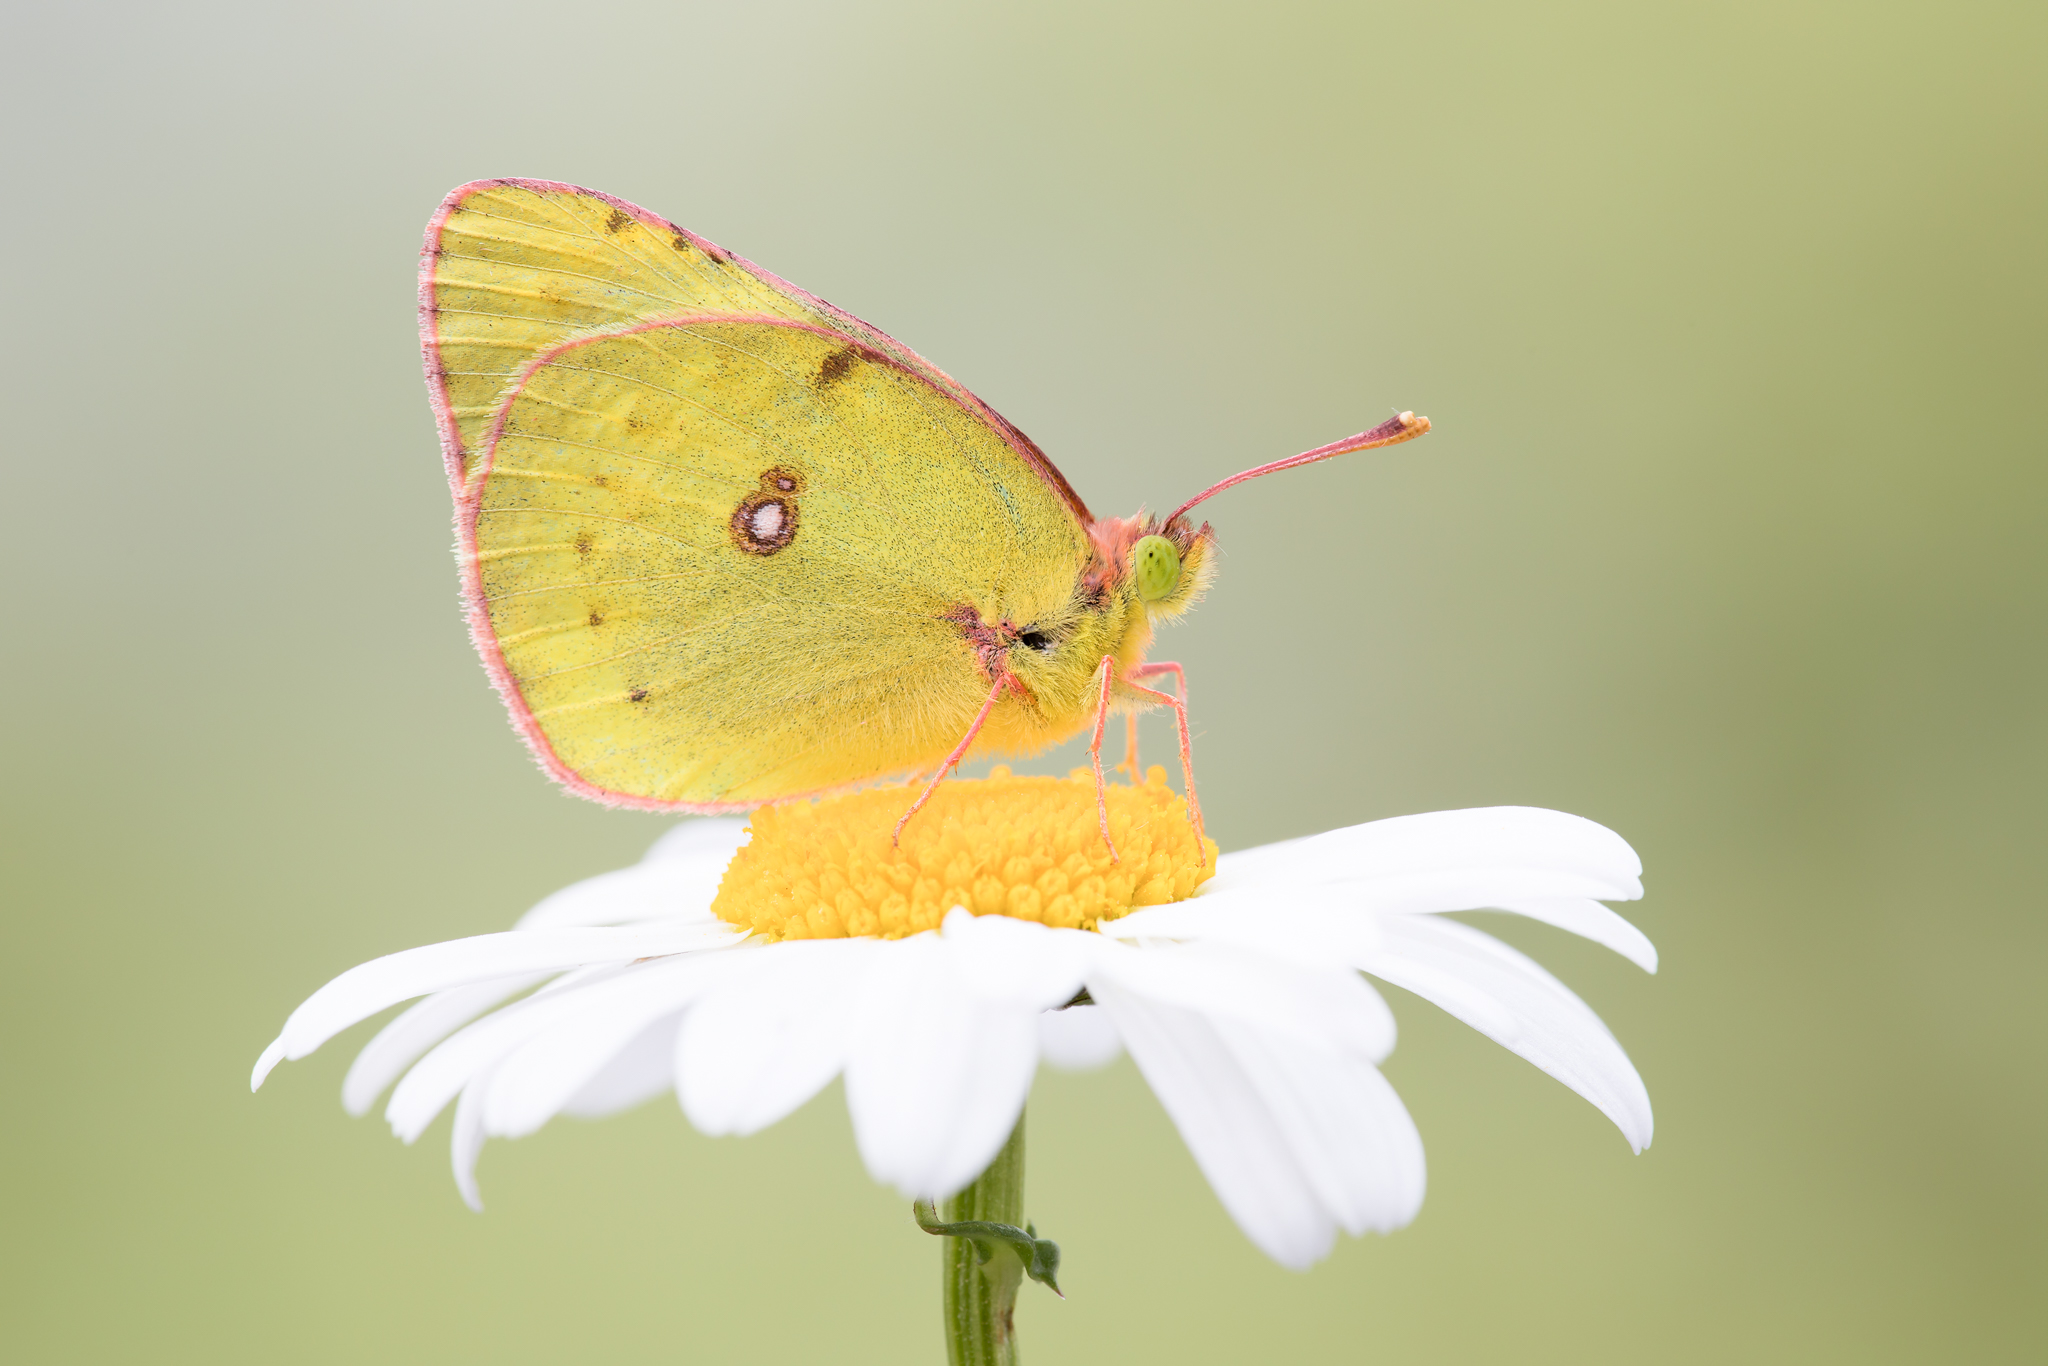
[
  {"left": 422, "top": 180, "right": 1090, "bottom": 516},
  {"left": 465, "top": 316, "right": 1093, "bottom": 809},
  {"left": 423, "top": 179, "right": 824, "bottom": 485}
]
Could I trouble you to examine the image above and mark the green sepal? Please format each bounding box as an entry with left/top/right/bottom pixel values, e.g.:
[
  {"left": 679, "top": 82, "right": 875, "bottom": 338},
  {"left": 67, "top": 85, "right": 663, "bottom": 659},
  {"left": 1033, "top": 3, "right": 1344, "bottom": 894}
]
[{"left": 914, "top": 1199, "right": 1064, "bottom": 1298}]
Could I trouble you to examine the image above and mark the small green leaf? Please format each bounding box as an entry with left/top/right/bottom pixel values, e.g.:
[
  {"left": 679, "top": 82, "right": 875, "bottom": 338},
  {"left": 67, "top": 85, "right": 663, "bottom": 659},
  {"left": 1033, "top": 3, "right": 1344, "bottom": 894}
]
[{"left": 914, "top": 1200, "right": 1064, "bottom": 1298}]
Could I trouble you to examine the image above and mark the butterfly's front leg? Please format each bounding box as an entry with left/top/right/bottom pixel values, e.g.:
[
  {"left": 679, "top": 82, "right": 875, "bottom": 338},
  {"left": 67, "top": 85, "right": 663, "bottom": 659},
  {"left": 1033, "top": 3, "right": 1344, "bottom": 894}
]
[
  {"left": 893, "top": 673, "right": 1014, "bottom": 847},
  {"left": 1087, "top": 657, "right": 1122, "bottom": 864},
  {"left": 1122, "top": 661, "right": 1190, "bottom": 780},
  {"left": 1124, "top": 661, "right": 1204, "bottom": 851},
  {"left": 1090, "top": 658, "right": 1205, "bottom": 862}
]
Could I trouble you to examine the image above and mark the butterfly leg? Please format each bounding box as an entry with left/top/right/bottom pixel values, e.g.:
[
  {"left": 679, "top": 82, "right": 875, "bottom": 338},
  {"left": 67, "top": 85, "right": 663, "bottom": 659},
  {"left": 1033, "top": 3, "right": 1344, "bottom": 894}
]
[
  {"left": 1118, "top": 662, "right": 1190, "bottom": 775},
  {"left": 1087, "top": 657, "right": 1122, "bottom": 864},
  {"left": 1130, "top": 663, "right": 1196, "bottom": 770},
  {"left": 893, "top": 674, "right": 1013, "bottom": 846},
  {"left": 1124, "top": 661, "right": 1205, "bottom": 851}
]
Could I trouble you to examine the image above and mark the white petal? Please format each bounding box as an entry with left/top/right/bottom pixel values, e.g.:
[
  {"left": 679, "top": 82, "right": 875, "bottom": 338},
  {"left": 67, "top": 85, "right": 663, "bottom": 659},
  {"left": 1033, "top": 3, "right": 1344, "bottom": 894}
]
[
  {"left": 1360, "top": 914, "right": 1654, "bottom": 1150},
  {"left": 385, "top": 954, "right": 721, "bottom": 1144},
  {"left": 1215, "top": 1024, "right": 1425, "bottom": 1237},
  {"left": 485, "top": 1006, "right": 692, "bottom": 1136},
  {"left": 1485, "top": 898, "right": 1658, "bottom": 972},
  {"left": 855, "top": 994, "right": 1029, "bottom": 1203},
  {"left": 384, "top": 965, "right": 623, "bottom": 1142},
  {"left": 1038, "top": 1006, "right": 1122, "bottom": 1071},
  {"left": 562, "top": 1012, "right": 684, "bottom": 1119},
  {"left": 511, "top": 865, "right": 714, "bottom": 931},
  {"left": 1089, "top": 977, "right": 1334, "bottom": 1269},
  {"left": 251, "top": 921, "right": 740, "bottom": 1090},
  {"left": 1215, "top": 807, "right": 1643, "bottom": 907},
  {"left": 514, "top": 819, "right": 745, "bottom": 932},
  {"left": 843, "top": 914, "right": 1082, "bottom": 1200},
  {"left": 642, "top": 817, "right": 751, "bottom": 863},
  {"left": 342, "top": 975, "right": 549, "bottom": 1117},
  {"left": 1106, "top": 894, "right": 1384, "bottom": 969},
  {"left": 1084, "top": 937, "right": 1396, "bottom": 1063},
  {"left": 514, "top": 846, "right": 734, "bottom": 930},
  {"left": 938, "top": 910, "right": 1098, "bottom": 1006},
  {"left": 480, "top": 950, "right": 745, "bottom": 1141},
  {"left": 676, "top": 939, "right": 880, "bottom": 1136},
  {"left": 451, "top": 1077, "right": 489, "bottom": 1213}
]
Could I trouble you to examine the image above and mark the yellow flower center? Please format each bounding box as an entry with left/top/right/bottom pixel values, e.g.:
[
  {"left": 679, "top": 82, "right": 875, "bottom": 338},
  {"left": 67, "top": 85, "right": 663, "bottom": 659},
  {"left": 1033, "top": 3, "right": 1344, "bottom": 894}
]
[{"left": 712, "top": 767, "right": 1219, "bottom": 941}]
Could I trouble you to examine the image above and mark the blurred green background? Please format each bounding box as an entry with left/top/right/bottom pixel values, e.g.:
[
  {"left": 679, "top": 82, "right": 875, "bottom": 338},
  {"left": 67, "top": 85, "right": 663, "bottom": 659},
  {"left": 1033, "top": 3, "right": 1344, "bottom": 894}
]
[{"left": 3, "top": 1, "right": 2041, "bottom": 1361}]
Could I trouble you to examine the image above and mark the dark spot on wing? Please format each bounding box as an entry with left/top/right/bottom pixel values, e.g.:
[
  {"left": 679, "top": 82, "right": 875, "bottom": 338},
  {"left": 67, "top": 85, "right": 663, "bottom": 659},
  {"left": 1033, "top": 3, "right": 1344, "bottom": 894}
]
[
  {"left": 588, "top": 610, "right": 605, "bottom": 627},
  {"left": 730, "top": 494, "right": 797, "bottom": 556},
  {"left": 628, "top": 687, "right": 648, "bottom": 703},
  {"left": 818, "top": 349, "right": 855, "bottom": 386},
  {"left": 575, "top": 532, "right": 595, "bottom": 557},
  {"left": 604, "top": 208, "right": 632, "bottom": 235},
  {"left": 671, "top": 233, "right": 692, "bottom": 254},
  {"left": 760, "top": 465, "right": 805, "bottom": 496},
  {"left": 729, "top": 468, "right": 806, "bottom": 556}
]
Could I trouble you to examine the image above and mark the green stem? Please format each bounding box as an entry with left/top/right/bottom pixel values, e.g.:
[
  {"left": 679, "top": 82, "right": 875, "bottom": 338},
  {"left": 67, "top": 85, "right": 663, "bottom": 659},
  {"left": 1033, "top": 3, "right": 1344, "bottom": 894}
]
[{"left": 938, "top": 1114, "right": 1028, "bottom": 1366}]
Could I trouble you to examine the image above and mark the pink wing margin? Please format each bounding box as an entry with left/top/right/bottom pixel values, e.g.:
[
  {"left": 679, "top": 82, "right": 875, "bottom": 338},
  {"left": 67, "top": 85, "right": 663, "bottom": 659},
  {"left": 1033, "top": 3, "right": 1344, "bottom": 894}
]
[{"left": 417, "top": 179, "right": 1093, "bottom": 812}]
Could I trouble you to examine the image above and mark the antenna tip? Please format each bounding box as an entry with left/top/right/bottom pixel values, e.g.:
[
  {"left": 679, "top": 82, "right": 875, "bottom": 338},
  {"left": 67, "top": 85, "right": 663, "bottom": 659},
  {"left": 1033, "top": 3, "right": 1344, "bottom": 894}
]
[{"left": 1357, "top": 411, "right": 1430, "bottom": 447}]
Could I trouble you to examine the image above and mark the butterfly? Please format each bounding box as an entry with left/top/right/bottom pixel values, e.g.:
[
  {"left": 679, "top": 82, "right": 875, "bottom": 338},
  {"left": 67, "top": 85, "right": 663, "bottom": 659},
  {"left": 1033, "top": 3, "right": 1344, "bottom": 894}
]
[{"left": 420, "top": 179, "right": 1427, "bottom": 856}]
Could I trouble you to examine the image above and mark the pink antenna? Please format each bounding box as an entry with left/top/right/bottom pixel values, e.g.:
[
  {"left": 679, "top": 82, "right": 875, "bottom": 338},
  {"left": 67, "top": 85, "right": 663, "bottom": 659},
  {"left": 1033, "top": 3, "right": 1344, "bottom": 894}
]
[{"left": 1166, "top": 411, "right": 1431, "bottom": 526}]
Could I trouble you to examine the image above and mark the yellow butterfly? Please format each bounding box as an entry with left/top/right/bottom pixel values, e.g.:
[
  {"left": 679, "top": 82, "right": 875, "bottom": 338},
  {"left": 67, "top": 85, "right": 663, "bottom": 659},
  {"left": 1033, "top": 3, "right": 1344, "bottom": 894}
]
[{"left": 422, "top": 179, "right": 1427, "bottom": 855}]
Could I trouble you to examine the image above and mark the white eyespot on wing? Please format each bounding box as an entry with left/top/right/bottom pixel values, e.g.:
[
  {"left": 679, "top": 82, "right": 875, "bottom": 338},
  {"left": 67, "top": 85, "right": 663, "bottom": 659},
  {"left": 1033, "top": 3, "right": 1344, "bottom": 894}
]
[{"left": 751, "top": 502, "right": 785, "bottom": 538}]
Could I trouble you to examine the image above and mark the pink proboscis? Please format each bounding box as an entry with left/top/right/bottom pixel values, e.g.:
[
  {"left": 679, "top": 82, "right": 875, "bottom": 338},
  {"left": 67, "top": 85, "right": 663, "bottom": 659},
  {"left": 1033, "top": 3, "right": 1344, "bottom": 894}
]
[{"left": 1165, "top": 411, "right": 1432, "bottom": 527}]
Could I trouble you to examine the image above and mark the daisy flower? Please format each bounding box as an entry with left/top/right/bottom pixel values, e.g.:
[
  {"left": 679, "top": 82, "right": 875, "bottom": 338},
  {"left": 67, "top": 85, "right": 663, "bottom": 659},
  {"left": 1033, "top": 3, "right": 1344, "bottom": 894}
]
[{"left": 253, "top": 769, "right": 1654, "bottom": 1275}]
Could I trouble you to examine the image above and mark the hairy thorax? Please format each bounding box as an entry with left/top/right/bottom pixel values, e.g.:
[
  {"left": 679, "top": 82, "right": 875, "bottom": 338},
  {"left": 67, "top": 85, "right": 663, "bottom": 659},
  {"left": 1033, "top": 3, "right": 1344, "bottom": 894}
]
[{"left": 946, "top": 511, "right": 1214, "bottom": 760}]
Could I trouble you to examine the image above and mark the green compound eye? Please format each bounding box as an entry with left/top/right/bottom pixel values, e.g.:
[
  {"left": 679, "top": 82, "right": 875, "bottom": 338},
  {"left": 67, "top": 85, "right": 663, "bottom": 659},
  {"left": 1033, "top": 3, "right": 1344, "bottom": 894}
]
[{"left": 1132, "top": 534, "right": 1182, "bottom": 602}]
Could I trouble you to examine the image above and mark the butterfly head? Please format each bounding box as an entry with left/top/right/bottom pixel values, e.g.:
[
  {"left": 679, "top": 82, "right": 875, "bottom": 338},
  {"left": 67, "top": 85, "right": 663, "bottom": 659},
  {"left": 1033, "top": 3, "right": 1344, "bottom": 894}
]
[{"left": 1084, "top": 512, "right": 1217, "bottom": 627}]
